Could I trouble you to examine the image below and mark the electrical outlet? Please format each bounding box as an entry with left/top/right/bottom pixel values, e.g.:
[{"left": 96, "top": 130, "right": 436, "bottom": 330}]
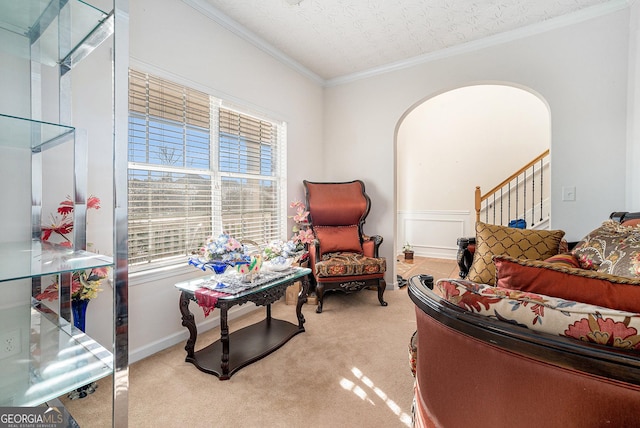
[{"left": 0, "top": 329, "right": 21, "bottom": 360}]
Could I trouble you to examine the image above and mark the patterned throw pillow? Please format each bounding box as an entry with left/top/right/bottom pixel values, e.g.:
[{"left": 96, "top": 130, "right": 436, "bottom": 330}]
[
  {"left": 544, "top": 253, "right": 581, "bottom": 269},
  {"left": 598, "top": 230, "right": 640, "bottom": 277},
  {"left": 571, "top": 220, "right": 632, "bottom": 270},
  {"left": 466, "top": 222, "right": 565, "bottom": 286}
]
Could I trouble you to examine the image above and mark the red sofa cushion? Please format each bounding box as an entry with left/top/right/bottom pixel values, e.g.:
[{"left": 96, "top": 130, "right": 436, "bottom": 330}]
[{"left": 494, "top": 255, "right": 640, "bottom": 313}]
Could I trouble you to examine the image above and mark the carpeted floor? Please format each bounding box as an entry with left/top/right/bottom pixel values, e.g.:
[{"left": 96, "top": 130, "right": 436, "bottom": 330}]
[{"left": 62, "top": 257, "right": 457, "bottom": 427}]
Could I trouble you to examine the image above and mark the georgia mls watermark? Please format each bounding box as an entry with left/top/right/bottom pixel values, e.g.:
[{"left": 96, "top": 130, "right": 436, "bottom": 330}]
[{"left": 0, "top": 407, "right": 72, "bottom": 428}]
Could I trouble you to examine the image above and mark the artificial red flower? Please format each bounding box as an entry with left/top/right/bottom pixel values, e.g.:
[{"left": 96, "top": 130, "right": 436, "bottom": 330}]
[{"left": 42, "top": 195, "right": 100, "bottom": 245}]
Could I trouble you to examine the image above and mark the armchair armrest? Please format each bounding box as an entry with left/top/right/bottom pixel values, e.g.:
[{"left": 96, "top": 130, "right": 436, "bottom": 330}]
[
  {"left": 456, "top": 237, "right": 475, "bottom": 279},
  {"left": 362, "top": 234, "right": 383, "bottom": 258}
]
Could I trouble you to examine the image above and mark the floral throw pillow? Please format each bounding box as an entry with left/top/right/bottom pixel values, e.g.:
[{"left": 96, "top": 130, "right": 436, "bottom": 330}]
[
  {"left": 598, "top": 231, "right": 640, "bottom": 277},
  {"left": 571, "top": 220, "right": 632, "bottom": 270}
]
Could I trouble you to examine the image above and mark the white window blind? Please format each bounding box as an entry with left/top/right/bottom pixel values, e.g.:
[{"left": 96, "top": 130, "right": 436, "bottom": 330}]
[{"left": 128, "top": 69, "right": 286, "bottom": 272}]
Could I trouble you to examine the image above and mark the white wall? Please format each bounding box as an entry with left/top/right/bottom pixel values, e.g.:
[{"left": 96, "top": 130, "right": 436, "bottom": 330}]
[
  {"left": 324, "top": 9, "right": 632, "bottom": 286},
  {"left": 397, "top": 85, "right": 549, "bottom": 212}
]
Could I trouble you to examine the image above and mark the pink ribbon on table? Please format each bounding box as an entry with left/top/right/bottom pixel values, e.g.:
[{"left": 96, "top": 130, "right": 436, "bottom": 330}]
[{"left": 194, "top": 288, "right": 231, "bottom": 317}]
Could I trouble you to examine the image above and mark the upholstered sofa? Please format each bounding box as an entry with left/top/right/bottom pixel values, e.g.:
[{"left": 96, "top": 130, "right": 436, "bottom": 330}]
[{"left": 408, "top": 212, "right": 640, "bottom": 428}]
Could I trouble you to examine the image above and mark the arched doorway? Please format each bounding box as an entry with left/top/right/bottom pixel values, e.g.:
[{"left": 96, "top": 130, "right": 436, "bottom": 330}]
[{"left": 395, "top": 84, "right": 551, "bottom": 264}]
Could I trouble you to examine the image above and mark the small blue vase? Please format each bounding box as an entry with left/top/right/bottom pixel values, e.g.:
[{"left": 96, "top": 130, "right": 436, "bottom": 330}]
[
  {"left": 71, "top": 298, "right": 89, "bottom": 332},
  {"left": 68, "top": 298, "right": 97, "bottom": 400},
  {"left": 210, "top": 261, "right": 228, "bottom": 274}
]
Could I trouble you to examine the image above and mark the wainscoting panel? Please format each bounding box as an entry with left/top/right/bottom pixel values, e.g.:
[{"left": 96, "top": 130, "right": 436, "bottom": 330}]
[{"left": 397, "top": 210, "right": 472, "bottom": 260}]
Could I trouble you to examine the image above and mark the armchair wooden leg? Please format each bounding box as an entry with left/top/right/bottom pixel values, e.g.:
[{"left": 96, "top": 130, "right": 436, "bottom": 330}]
[
  {"left": 377, "top": 279, "right": 388, "bottom": 307},
  {"left": 316, "top": 283, "right": 325, "bottom": 313}
]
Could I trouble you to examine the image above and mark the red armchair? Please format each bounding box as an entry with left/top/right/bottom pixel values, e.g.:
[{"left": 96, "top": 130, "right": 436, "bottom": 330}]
[{"left": 303, "top": 180, "right": 387, "bottom": 313}]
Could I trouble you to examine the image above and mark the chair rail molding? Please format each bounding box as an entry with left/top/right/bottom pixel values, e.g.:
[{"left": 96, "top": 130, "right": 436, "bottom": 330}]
[{"left": 397, "top": 209, "right": 471, "bottom": 260}]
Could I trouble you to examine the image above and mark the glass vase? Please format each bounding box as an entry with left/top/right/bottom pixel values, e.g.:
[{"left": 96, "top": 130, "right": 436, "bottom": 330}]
[
  {"left": 71, "top": 298, "right": 89, "bottom": 332},
  {"left": 210, "top": 261, "right": 228, "bottom": 275}
]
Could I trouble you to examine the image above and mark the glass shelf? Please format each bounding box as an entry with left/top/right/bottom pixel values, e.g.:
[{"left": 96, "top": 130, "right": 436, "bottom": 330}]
[
  {"left": 0, "top": 240, "right": 113, "bottom": 283},
  {"left": 0, "top": 113, "right": 75, "bottom": 151},
  {"left": 0, "top": 0, "right": 109, "bottom": 66},
  {"left": 0, "top": 303, "right": 113, "bottom": 407}
]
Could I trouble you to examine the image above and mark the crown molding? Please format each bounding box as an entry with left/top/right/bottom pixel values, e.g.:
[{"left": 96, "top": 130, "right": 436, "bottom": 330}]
[
  {"left": 183, "top": 0, "right": 631, "bottom": 88},
  {"left": 182, "top": 0, "right": 324, "bottom": 86},
  {"left": 325, "top": 0, "right": 632, "bottom": 87}
]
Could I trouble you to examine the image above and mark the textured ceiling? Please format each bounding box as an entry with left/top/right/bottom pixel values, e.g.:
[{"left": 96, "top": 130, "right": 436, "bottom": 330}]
[{"left": 195, "top": 0, "right": 623, "bottom": 82}]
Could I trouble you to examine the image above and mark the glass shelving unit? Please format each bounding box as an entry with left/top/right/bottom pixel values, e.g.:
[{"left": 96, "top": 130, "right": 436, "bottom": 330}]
[{"left": 0, "top": 0, "right": 127, "bottom": 424}]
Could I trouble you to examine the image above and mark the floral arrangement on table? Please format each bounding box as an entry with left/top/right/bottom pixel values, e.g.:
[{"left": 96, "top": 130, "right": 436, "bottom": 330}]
[
  {"left": 263, "top": 240, "right": 302, "bottom": 262},
  {"left": 35, "top": 267, "right": 110, "bottom": 301},
  {"left": 188, "top": 233, "right": 249, "bottom": 272},
  {"left": 42, "top": 195, "right": 101, "bottom": 247}
]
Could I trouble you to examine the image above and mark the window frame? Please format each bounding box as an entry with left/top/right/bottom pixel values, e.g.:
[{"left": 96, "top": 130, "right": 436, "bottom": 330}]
[{"left": 127, "top": 69, "right": 287, "bottom": 275}]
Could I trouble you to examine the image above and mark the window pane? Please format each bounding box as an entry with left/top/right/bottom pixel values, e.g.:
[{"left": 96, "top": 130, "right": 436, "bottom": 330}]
[
  {"left": 128, "top": 169, "right": 212, "bottom": 267},
  {"left": 221, "top": 176, "right": 279, "bottom": 244}
]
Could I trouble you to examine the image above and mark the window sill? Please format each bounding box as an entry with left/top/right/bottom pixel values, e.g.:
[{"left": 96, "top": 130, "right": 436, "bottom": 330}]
[{"left": 129, "top": 263, "right": 203, "bottom": 287}]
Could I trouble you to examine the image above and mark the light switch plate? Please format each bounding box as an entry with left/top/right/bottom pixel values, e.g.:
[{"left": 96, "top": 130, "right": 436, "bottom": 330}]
[{"left": 562, "top": 186, "right": 576, "bottom": 201}]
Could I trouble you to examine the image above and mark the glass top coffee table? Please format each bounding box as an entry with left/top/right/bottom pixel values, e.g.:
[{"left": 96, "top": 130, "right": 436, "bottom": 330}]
[{"left": 175, "top": 267, "right": 311, "bottom": 380}]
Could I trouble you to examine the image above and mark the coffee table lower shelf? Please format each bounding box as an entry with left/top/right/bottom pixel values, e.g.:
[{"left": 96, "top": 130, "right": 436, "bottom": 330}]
[{"left": 187, "top": 318, "right": 303, "bottom": 380}]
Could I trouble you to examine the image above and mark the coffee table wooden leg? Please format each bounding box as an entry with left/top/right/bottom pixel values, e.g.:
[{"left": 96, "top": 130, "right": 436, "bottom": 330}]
[
  {"left": 179, "top": 291, "right": 197, "bottom": 359},
  {"left": 219, "top": 304, "right": 230, "bottom": 379},
  {"left": 296, "top": 276, "right": 309, "bottom": 328}
]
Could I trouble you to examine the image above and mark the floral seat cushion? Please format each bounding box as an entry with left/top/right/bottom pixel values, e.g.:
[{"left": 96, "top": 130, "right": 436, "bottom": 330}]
[
  {"left": 314, "top": 252, "right": 386, "bottom": 277},
  {"left": 435, "top": 278, "right": 640, "bottom": 352}
]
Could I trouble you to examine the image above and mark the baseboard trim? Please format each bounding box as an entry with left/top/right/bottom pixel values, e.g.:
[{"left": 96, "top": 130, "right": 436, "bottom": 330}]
[{"left": 415, "top": 247, "right": 458, "bottom": 260}]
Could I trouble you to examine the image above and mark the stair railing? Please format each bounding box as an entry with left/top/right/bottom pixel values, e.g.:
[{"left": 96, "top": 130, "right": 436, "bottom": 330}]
[{"left": 475, "top": 149, "right": 550, "bottom": 227}]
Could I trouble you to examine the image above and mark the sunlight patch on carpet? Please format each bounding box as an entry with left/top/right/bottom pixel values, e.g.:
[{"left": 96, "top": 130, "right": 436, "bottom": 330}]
[{"left": 339, "top": 367, "right": 412, "bottom": 427}]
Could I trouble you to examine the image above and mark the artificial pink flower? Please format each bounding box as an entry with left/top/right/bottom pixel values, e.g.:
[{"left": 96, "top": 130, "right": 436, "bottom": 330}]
[
  {"left": 289, "top": 200, "right": 305, "bottom": 210},
  {"left": 87, "top": 195, "right": 101, "bottom": 210},
  {"left": 294, "top": 228, "right": 314, "bottom": 245},
  {"left": 293, "top": 208, "right": 309, "bottom": 224}
]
